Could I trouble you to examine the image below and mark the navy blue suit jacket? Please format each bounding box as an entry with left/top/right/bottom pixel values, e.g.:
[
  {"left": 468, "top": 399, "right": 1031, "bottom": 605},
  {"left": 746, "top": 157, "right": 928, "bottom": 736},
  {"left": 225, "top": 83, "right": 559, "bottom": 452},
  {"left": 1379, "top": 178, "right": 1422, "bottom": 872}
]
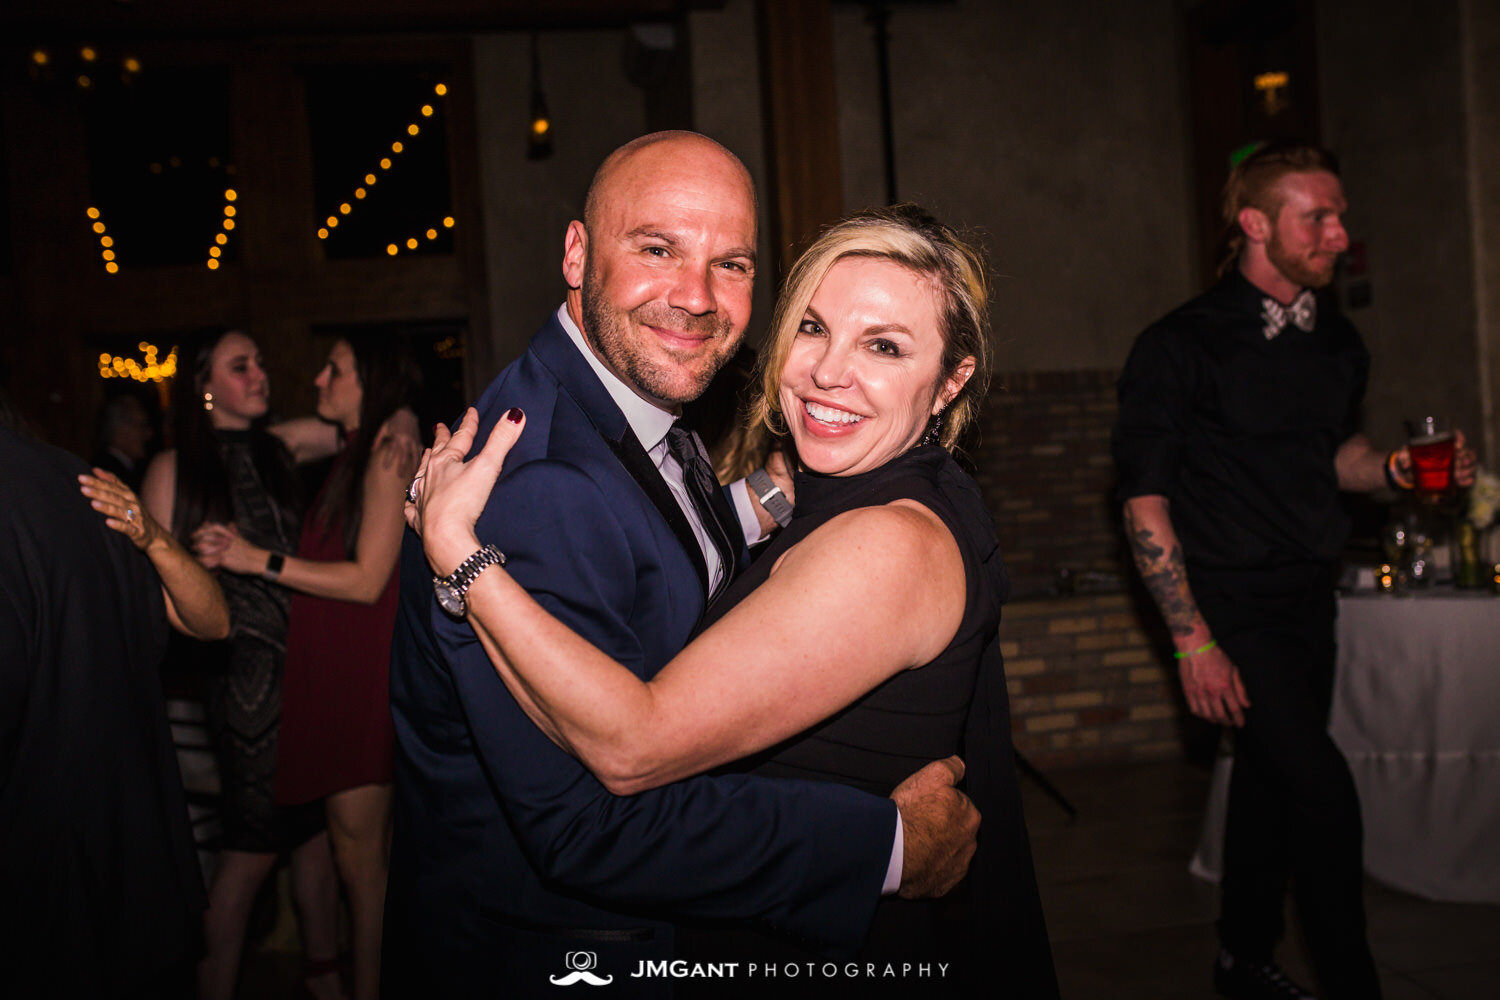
[{"left": 385, "top": 316, "right": 896, "bottom": 996}]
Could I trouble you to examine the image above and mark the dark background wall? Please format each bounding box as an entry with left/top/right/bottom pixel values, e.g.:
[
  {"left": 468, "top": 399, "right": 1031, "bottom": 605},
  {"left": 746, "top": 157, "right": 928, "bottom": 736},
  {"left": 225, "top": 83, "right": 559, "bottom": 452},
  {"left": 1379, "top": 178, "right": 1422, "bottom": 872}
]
[{"left": 4, "top": 0, "right": 1498, "bottom": 766}]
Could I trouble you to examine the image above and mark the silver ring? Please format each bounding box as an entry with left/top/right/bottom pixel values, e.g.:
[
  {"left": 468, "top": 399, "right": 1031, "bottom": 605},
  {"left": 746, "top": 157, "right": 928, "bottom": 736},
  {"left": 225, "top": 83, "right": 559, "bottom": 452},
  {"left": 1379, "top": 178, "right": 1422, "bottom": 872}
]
[
  {"left": 405, "top": 474, "right": 423, "bottom": 505},
  {"left": 125, "top": 508, "right": 136, "bottom": 523}
]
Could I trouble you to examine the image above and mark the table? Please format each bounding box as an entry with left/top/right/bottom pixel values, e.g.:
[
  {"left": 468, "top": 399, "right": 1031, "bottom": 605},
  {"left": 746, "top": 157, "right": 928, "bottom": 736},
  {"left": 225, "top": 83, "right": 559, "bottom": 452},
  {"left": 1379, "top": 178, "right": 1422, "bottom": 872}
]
[
  {"left": 1331, "top": 590, "right": 1500, "bottom": 903},
  {"left": 1190, "top": 589, "right": 1500, "bottom": 903}
]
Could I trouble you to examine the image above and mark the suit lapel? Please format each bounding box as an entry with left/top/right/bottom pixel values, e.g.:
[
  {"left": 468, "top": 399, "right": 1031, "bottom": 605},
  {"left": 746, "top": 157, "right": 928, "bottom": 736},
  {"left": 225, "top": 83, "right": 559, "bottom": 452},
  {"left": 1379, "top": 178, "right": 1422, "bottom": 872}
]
[
  {"left": 606, "top": 433, "right": 712, "bottom": 596},
  {"left": 531, "top": 317, "right": 712, "bottom": 597}
]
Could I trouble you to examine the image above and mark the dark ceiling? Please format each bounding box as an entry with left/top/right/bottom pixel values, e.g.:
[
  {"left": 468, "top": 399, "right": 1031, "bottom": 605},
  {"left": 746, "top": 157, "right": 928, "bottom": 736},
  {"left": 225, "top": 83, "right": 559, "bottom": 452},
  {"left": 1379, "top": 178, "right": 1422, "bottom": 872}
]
[{"left": 3, "top": 1, "right": 725, "bottom": 41}]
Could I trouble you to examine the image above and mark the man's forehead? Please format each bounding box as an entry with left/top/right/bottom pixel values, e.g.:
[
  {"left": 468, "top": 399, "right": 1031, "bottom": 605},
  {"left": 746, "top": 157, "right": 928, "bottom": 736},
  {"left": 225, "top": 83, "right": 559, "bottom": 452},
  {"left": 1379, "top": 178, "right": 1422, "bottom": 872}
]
[
  {"left": 1275, "top": 170, "right": 1346, "bottom": 212},
  {"left": 596, "top": 178, "right": 755, "bottom": 249}
]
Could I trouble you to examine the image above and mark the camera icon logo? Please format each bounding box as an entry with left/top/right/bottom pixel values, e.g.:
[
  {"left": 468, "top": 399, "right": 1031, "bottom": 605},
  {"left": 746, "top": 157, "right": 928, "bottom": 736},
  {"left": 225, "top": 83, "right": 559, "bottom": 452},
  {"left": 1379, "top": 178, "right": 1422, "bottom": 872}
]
[{"left": 550, "top": 950, "right": 613, "bottom": 987}]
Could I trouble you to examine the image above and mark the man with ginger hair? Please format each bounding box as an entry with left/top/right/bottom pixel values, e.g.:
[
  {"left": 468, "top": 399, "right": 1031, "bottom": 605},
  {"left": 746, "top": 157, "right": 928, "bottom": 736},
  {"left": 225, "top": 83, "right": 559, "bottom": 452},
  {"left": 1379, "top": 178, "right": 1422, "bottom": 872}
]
[{"left": 1115, "top": 142, "right": 1474, "bottom": 1000}]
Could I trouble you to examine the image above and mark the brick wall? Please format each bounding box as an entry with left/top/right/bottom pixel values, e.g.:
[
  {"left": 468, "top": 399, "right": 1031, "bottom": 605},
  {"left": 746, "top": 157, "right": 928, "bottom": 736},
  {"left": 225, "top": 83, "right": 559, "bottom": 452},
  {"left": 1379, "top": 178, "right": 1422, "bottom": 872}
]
[
  {"left": 958, "top": 367, "right": 1194, "bottom": 767},
  {"left": 1000, "top": 592, "right": 1186, "bottom": 770},
  {"left": 966, "top": 368, "right": 1124, "bottom": 599}
]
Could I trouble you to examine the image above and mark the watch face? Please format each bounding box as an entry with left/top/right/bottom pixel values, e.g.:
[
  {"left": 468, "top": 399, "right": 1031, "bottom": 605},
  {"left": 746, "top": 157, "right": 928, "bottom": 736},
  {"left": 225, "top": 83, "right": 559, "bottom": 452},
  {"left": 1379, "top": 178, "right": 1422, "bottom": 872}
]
[{"left": 434, "top": 580, "right": 466, "bottom": 618}]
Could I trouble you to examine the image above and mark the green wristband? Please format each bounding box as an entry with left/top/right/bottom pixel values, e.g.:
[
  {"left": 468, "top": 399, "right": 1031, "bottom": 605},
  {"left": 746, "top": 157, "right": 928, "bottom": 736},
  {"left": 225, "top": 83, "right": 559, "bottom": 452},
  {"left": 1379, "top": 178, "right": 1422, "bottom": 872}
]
[{"left": 1174, "top": 638, "right": 1218, "bottom": 659}]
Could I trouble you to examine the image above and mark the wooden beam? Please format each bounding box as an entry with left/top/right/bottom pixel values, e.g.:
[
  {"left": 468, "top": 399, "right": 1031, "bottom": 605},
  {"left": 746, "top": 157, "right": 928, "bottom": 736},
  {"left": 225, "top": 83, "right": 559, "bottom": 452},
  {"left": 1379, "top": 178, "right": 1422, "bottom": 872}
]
[{"left": 756, "top": 0, "right": 843, "bottom": 277}]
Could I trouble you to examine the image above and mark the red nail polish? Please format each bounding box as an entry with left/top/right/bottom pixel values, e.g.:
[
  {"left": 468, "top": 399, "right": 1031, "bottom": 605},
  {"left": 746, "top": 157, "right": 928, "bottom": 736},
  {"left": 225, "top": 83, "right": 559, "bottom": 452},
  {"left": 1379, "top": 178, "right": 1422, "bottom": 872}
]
[{"left": 506, "top": 407, "right": 524, "bottom": 423}]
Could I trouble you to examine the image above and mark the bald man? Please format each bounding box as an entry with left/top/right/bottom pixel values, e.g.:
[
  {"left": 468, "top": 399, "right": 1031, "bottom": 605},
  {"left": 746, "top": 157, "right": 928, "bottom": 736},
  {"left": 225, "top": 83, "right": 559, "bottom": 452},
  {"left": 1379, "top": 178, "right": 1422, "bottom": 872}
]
[{"left": 385, "top": 133, "right": 978, "bottom": 997}]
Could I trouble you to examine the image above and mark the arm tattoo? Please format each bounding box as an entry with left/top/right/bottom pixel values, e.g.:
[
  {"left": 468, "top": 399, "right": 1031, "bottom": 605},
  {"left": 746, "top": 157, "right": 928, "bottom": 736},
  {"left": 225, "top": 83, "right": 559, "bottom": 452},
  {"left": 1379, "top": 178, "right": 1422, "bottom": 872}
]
[{"left": 1124, "top": 507, "right": 1199, "bottom": 637}]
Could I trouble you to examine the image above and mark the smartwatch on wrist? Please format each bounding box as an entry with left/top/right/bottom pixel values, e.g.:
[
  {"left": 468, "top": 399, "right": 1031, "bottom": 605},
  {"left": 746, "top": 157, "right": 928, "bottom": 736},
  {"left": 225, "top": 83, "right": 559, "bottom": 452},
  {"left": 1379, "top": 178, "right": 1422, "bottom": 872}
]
[
  {"left": 747, "top": 468, "right": 793, "bottom": 529},
  {"left": 433, "top": 544, "right": 507, "bottom": 618},
  {"left": 263, "top": 552, "right": 285, "bottom": 581}
]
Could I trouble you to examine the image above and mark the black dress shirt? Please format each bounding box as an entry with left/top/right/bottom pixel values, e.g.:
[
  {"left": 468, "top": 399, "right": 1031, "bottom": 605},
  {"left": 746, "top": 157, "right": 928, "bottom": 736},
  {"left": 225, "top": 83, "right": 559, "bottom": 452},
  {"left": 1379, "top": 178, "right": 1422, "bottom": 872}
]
[{"left": 1113, "top": 271, "right": 1369, "bottom": 571}]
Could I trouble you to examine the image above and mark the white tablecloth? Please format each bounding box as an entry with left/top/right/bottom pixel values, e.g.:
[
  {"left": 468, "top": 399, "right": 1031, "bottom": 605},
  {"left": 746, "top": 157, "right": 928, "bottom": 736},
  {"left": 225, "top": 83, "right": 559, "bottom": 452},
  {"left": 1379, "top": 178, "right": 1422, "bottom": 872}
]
[
  {"left": 1191, "top": 589, "right": 1500, "bottom": 903},
  {"left": 1331, "top": 591, "right": 1500, "bottom": 903}
]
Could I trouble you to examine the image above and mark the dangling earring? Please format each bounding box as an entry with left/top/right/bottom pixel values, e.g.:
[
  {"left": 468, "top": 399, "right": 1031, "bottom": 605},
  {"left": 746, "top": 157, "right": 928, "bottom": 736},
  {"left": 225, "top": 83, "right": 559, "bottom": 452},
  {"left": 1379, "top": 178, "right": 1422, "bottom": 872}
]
[
  {"left": 203, "top": 392, "right": 214, "bottom": 412},
  {"left": 921, "top": 408, "right": 944, "bottom": 447}
]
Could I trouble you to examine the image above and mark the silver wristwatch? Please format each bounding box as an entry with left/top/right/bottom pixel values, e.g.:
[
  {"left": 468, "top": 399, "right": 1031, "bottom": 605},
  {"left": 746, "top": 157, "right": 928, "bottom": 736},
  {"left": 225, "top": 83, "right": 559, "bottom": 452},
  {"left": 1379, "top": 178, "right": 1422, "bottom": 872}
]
[
  {"left": 747, "top": 468, "right": 793, "bottom": 528},
  {"left": 433, "top": 544, "right": 506, "bottom": 618}
]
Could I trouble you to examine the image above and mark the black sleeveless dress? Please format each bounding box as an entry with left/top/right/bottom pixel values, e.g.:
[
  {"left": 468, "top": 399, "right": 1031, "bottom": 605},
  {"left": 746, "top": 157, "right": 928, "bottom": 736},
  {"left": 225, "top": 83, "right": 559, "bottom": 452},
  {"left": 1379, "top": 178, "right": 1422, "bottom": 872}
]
[
  {"left": 197, "top": 429, "right": 323, "bottom": 852},
  {"left": 679, "top": 445, "right": 1059, "bottom": 997}
]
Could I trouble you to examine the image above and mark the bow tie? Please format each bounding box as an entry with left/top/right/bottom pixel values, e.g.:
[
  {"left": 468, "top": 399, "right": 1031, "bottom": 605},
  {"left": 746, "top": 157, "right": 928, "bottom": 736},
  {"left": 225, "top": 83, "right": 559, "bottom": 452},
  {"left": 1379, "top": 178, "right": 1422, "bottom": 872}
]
[{"left": 1261, "top": 290, "right": 1316, "bottom": 339}]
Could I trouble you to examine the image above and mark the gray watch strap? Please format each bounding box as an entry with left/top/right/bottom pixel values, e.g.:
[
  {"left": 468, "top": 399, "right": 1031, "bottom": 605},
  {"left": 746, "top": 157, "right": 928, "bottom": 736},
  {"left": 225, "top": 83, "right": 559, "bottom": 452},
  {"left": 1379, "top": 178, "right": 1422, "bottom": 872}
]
[
  {"left": 433, "top": 544, "right": 507, "bottom": 617},
  {"left": 747, "top": 468, "right": 793, "bottom": 528}
]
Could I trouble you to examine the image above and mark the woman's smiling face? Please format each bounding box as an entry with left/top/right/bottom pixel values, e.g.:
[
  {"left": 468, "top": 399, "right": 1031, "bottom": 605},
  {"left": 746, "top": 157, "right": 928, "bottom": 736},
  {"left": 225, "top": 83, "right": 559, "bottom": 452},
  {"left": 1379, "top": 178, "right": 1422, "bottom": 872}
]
[{"left": 779, "top": 256, "right": 972, "bottom": 477}]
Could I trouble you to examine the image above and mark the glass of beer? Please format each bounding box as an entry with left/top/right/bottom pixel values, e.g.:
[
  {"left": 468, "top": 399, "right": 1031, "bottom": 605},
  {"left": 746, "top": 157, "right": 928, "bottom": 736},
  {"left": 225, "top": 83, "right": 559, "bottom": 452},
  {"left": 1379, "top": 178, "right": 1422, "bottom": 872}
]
[{"left": 1406, "top": 416, "right": 1456, "bottom": 500}]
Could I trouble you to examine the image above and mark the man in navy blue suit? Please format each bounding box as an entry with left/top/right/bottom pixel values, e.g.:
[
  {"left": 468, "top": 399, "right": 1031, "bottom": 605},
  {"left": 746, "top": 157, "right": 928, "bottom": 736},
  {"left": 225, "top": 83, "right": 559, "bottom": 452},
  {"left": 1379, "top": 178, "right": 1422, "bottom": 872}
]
[{"left": 384, "top": 132, "right": 980, "bottom": 997}]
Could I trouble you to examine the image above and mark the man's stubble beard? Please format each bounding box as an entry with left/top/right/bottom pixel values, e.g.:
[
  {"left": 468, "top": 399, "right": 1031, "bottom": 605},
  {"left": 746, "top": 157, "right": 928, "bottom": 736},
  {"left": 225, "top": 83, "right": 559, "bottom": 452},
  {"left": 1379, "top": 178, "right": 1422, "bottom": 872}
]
[
  {"left": 580, "top": 258, "right": 741, "bottom": 407},
  {"left": 1267, "top": 231, "right": 1337, "bottom": 290}
]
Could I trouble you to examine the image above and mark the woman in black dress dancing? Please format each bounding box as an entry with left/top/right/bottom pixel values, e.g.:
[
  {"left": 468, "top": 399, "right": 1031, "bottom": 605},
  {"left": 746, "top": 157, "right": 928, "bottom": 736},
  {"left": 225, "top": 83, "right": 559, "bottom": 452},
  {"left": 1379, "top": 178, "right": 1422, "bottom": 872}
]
[
  {"left": 141, "top": 329, "right": 342, "bottom": 1000},
  {"left": 406, "top": 207, "right": 1058, "bottom": 996}
]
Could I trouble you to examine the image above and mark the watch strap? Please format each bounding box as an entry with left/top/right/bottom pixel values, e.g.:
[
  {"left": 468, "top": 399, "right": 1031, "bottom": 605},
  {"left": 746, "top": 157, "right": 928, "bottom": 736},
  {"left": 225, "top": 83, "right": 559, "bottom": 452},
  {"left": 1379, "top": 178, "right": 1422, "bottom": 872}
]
[
  {"left": 434, "top": 544, "right": 506, "bottom": 616},
  {"left": 747, "top": 468, "right": 793, "bottom": 528}
]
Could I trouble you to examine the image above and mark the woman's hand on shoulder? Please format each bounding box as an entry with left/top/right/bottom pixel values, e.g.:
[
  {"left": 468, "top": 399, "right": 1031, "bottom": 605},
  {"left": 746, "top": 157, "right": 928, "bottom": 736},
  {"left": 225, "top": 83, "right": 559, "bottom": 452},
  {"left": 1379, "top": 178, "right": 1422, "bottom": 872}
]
[
  {"left": 79, "top": 468, "right": 164, "bottom": 552},
  {"left": 406, "top": 405, "right": 526, "bottom": 577},
  {"left": 371, "top": 407, "right": 422, "bottom": 480},
  {"left": 374, "top": 406, "right": 421, "bottom": 449}
]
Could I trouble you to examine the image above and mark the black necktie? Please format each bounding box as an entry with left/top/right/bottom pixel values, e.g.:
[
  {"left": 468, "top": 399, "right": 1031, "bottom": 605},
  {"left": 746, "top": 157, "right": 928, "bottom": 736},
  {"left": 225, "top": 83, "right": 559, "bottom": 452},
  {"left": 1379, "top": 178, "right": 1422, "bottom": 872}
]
[{"left": 665, "top": 424, "right": 735, "bottom": 602}]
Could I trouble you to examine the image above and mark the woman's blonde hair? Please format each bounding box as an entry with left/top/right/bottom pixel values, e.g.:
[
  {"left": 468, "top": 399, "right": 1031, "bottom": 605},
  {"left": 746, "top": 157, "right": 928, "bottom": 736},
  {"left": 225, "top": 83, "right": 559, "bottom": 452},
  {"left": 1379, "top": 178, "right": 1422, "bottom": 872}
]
[{"left": 727, "top": 205, "right": 992, "bottom": 479}]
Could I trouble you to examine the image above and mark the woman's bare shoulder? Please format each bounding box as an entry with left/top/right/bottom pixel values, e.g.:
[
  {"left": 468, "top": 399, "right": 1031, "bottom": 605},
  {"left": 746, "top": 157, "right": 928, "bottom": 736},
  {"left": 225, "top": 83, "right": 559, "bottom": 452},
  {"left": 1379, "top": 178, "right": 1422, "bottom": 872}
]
[{"left": 778, "top": 500, "right": 959, "bottom": 583}]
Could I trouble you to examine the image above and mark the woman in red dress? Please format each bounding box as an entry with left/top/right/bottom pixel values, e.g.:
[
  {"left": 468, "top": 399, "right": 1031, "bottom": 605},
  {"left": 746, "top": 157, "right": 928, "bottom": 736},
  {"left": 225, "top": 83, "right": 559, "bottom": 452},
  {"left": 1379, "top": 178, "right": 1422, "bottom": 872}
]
[{"left": 198, "top": 333, "right": 419, "bottom": 1000}]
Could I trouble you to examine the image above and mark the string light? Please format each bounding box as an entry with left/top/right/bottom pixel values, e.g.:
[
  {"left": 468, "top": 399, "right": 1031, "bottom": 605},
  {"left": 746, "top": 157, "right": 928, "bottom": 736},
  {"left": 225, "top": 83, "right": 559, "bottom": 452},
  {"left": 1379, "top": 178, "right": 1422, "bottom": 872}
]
[
  {"left": 317, "top": 81, "right": 452, "bottom": 246},
  {"left": 381, "top": 217, "right": 458, "bottom": 257},
  {"left": 205, "top": 188, "right": 237, "bottom": 269},
  {"left": 527, "top": 34, "right": 552, "bottom": 160},
  {"left": 98, "top": 343, "right": 178, "bottom": 383},
  {"left": 87, "top": 207, "right": 119, "bottom": 273}
]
